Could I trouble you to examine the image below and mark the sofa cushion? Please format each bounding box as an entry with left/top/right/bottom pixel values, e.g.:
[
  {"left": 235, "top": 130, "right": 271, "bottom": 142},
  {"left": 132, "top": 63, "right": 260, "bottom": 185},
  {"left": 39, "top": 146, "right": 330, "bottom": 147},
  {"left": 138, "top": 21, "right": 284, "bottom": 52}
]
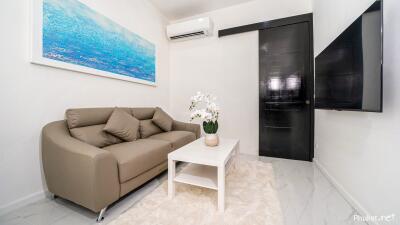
[
  {"left": 104, "top": 108, "right": 139, "bottom": 142},
  {"left": 70, "top": 124, "right": 122, "bottom": 148},
  {"left": 152, "top": 107, "right": 173, "bottom": 132},
  {"left": 139, "top": 120, "right": 163, "bottom": 138},
  {"left": 103, "top": 139, "right": 171, "bottom": 183},
  {"left": 66, "top": 107, "right": 131, "bottom": 129},
  {"left": 149, "top": 131, "right": 196, "bottom": 150},
  {"left": 131, "top": 108, "right": 155, "bottom": 120}
]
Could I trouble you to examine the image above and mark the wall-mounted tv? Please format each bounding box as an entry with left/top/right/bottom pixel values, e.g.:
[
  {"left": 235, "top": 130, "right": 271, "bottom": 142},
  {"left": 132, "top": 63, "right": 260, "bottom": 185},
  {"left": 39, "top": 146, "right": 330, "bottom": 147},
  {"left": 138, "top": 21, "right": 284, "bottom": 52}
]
[{"left": 315, "top": 0, "right": 383, "bottom": 112}]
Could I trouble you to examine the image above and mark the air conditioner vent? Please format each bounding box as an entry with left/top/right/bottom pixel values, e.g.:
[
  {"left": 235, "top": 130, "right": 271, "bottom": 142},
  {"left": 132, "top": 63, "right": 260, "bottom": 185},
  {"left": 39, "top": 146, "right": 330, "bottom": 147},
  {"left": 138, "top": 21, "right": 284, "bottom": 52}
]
[
  {"left": 170, "top": 31, "right": 205, "bottom": 40},
  {"left": 166, "top": 17, "right": 213, "bottom": 42}
]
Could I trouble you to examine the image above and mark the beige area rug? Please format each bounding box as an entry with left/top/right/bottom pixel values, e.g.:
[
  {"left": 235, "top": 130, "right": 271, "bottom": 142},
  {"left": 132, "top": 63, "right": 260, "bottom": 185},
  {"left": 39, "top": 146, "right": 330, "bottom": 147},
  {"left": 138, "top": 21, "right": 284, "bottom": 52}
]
[{"left": 109, "top": 156, "right": 284, "bottom": 225}]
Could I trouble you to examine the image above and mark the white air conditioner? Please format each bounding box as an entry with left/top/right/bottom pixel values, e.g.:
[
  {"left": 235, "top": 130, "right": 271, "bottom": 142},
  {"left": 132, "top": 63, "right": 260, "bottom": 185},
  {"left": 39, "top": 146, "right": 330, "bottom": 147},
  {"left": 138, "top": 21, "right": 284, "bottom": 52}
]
[{"left": 166, "top": 17, "right": 213, "bottom": 41}]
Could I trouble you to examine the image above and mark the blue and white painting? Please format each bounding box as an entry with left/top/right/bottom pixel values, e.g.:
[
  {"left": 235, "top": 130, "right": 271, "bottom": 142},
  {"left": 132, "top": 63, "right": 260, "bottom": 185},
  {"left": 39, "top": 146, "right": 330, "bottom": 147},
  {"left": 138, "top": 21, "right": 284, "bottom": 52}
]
[{"left": 34, "top": 0, "right": 156, "bottom": 84}]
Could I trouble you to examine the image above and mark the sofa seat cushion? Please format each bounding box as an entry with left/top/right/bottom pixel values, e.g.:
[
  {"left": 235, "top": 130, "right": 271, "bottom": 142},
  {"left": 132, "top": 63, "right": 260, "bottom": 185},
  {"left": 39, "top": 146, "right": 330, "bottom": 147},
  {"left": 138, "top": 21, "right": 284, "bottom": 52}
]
[
  {"left": 103, "top": 139, "right": 171, "bottom": 183},
  {"left": 149, "top": 131, "right": 196, "bottom": 150}
]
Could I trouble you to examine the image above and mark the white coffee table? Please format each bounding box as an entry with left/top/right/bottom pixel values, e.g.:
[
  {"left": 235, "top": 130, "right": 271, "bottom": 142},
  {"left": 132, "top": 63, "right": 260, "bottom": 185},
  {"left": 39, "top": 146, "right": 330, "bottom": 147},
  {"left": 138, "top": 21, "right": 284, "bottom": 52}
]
[{"left": 168, "top": 137, "right": 239, "bottom": 212}]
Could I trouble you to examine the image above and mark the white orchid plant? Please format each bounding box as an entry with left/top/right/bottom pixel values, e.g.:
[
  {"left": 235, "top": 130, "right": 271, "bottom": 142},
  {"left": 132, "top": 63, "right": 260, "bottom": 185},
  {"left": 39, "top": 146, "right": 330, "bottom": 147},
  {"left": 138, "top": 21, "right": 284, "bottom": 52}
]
[{"left": 189, "top": 92, "right": 220, "bottom": 134}]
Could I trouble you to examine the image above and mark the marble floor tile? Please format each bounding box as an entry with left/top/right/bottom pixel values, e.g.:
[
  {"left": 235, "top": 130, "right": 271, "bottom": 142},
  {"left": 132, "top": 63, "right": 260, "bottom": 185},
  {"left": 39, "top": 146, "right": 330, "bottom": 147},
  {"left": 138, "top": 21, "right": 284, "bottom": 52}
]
[
  {"left": 0, "top": 156, "right": 367, "bottom": 225},
  {"left": 259, "top": 156, "right": 368, "bottom": 225}
]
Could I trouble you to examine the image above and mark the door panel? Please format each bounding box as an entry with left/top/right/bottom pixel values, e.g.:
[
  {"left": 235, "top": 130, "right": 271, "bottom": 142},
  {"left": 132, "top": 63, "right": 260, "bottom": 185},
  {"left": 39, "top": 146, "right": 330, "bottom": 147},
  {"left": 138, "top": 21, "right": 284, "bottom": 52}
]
[{"left": 259, "top": 22, "right": 313, "bottom": 161}]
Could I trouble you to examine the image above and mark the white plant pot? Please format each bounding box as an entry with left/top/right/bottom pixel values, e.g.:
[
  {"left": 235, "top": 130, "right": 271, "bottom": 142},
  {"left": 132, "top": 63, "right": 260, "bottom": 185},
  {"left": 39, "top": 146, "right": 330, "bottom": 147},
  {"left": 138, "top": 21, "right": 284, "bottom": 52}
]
[{"left": 205, "top": 134, "right": 219, "bottom": 147}]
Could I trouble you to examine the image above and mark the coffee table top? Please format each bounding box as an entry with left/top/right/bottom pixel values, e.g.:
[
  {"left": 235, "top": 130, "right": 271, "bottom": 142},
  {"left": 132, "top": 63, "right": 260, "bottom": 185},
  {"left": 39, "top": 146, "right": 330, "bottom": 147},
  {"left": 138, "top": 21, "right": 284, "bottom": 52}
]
[{"left": 168, "top": 137, "right": 239, "bottom": 167}]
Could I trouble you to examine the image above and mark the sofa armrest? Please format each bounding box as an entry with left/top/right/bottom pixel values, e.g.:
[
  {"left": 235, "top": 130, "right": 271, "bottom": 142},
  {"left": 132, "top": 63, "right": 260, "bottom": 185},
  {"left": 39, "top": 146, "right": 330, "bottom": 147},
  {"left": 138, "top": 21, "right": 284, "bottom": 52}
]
[
  {"left": 41, "top": 121, "right": 120, "bottom": 213},
  {"left": 172, "top": 120, "right": 201, "bottom": 139}
]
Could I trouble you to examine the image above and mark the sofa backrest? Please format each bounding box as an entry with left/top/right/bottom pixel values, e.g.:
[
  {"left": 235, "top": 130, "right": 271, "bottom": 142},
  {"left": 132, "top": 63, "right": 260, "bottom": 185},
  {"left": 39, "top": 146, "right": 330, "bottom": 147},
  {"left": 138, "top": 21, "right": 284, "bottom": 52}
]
[
  {"left": 131, "top": 108, "right": 156, "bottom": 121},
  {"left": 65, "top": 107, "right": 156, "bottom": 147},
  {"left": 65, "top": 107, "right": 155, "bottom": 129}
]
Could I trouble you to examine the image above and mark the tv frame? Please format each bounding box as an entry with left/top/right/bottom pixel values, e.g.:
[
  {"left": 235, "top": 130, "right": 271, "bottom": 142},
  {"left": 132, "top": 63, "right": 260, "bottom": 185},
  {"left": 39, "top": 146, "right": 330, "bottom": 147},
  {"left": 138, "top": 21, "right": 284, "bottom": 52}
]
[{"left": 315, "top": 0, "right": 383, "bottom": 113}]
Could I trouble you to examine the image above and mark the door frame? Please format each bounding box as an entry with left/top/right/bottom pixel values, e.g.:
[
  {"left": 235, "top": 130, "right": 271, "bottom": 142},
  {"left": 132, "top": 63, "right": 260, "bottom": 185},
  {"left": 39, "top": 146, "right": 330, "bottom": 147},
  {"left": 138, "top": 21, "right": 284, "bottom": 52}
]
[{"left": 219, "top": 13, "right": 314, "bottom": 161}]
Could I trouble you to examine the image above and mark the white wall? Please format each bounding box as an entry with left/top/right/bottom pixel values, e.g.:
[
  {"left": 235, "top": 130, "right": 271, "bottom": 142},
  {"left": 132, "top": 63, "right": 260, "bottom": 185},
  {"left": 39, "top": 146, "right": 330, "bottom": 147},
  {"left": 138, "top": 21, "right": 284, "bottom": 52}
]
[
  {"left": 169, "top": 0, "right": 312, "bottom": 155},
  {"left": 314, "top": 0, "right": 400, "bottom": 223},
  {"left": 0, "top": 0, "right": 170, "bottom": 213}
]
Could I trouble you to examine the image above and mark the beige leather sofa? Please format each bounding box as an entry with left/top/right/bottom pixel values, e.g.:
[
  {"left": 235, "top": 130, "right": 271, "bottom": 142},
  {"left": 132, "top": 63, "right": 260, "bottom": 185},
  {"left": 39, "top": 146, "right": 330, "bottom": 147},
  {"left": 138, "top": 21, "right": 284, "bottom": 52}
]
[{"left": 41, "top": 107, "right": 200, "bottom": 221}]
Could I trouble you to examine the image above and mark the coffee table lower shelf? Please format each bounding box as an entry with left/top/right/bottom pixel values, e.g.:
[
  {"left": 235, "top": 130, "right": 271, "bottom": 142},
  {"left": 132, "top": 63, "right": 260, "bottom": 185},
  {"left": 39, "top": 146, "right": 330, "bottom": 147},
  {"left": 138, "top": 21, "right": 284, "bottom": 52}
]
[{"left": 174, "top": 164, "right": 218, "bottom": 190}]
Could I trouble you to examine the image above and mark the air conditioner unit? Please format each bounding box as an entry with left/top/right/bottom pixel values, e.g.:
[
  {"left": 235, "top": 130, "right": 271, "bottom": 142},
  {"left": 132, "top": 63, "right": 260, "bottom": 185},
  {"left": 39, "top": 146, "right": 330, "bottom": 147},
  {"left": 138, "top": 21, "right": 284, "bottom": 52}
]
[{"left": 166, "top": 17, "right": 213, "bottom": 41}]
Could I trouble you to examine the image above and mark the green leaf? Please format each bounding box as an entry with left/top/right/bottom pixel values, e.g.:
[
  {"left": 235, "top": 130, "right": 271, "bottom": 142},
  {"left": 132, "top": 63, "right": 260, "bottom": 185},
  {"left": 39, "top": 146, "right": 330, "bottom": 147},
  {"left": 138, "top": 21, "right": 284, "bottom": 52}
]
[{"left": 203, "top": 121, "right": 218, "bottom": 134}]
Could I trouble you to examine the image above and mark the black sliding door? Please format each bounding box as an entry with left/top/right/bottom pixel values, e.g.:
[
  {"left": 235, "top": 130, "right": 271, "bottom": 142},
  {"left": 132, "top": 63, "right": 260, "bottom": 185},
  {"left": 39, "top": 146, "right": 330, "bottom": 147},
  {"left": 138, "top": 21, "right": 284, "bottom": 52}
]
[{"left": 259, "top": 21, "right": 314, "bottom": 161}]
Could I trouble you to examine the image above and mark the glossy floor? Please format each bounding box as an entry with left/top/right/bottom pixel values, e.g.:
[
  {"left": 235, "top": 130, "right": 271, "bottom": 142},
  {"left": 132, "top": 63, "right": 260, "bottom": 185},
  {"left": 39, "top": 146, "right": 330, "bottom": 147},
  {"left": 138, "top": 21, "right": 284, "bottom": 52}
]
[{"left": 0, "top": 156, "right": 367, "bottom": 225}]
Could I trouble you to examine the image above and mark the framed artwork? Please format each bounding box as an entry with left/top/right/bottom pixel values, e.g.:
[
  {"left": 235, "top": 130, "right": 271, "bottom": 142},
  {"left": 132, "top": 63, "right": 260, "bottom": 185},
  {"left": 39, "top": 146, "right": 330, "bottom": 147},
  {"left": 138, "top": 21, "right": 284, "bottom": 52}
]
[{"left": 31, "top": 0, "right": 156, "bottom": 85}]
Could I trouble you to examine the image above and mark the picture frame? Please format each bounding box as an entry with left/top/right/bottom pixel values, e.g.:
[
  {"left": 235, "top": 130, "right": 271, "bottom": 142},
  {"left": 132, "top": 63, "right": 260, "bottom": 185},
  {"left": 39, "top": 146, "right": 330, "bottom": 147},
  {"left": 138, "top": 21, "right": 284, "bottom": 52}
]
[{"left": 30, "top": 0, "right": 157, "bottom": 86}]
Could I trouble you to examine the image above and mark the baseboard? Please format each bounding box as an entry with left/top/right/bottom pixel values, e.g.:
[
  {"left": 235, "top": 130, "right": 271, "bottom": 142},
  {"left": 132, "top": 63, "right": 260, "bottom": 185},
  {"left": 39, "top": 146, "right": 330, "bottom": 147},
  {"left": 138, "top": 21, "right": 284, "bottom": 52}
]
[
  {"left": 313, "top": 158, "right": 379, "bottom": 225},
  {"left": 0, "top": 190, "right": 48, "bottom": 216}
]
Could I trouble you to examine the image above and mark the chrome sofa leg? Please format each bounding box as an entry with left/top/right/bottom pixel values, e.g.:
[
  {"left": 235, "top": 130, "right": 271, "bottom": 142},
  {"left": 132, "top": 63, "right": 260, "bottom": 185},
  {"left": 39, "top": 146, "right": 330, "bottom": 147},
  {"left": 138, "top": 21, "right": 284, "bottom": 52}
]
[
  {"left": 51, "top": 193, "right": 58, "bottom": 200},
  {"left": 96, "top": 207, "right": 107, "bottom": 223}
]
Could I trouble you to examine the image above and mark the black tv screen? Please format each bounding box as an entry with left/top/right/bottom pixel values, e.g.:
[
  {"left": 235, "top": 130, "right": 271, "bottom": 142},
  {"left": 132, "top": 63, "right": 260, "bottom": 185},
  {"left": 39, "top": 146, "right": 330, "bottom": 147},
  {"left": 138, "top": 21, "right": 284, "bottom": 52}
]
[{"left": 315, "top": 0, "right": 383, "bottom": 112}]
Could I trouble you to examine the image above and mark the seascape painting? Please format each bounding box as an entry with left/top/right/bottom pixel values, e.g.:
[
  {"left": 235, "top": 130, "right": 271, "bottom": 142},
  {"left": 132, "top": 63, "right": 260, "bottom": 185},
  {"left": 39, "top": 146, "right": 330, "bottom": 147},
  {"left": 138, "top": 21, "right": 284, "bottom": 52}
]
[{"left": 31, "top": 0, "right": 156, "bottom": 85}]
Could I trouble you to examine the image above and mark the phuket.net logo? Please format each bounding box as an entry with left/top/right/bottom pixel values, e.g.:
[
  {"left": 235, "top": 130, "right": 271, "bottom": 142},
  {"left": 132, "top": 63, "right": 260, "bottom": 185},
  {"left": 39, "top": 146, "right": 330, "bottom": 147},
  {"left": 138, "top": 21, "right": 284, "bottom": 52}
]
[{"left": 353, "top": 214, "right": 396, "bottom": 223}]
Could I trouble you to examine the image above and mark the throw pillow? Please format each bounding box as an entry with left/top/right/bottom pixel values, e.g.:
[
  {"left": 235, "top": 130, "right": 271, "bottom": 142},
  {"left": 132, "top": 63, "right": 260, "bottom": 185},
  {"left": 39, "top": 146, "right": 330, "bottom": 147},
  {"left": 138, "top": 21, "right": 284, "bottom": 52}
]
[
  {"left": 140, "top": 119, "right": 163, "bottom": 138},
  {"left": 152, "top": 107, "right": 174, "bottom": 131},
  {"left": 70, "top": 124, "right": 123, "bottom": 148},
  {"left": 104, "top": 108, "right": 140, "bottom": 142}
]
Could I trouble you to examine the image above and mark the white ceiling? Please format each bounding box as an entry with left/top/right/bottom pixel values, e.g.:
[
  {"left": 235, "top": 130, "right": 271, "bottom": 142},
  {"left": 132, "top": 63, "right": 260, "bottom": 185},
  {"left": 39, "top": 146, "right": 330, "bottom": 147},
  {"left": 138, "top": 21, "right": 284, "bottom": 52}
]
[{"left": 149, "top": 0, "right": 255, "bottom": 21}]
